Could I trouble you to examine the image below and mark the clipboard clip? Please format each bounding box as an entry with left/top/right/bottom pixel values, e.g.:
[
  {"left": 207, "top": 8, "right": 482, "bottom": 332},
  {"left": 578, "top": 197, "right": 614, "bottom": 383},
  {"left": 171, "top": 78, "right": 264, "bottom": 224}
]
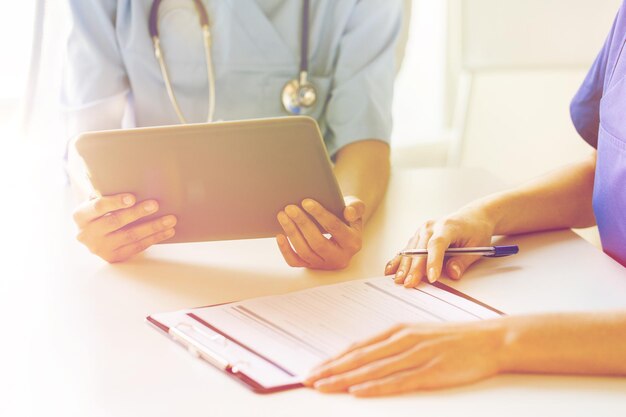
[{"left": 169, "top": 323, "right": 231, "bottom": 371}]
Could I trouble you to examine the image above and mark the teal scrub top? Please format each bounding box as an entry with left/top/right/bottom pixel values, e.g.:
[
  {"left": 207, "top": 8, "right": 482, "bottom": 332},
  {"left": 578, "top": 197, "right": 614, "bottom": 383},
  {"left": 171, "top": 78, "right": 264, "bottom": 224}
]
[{"left": 63, "top": 0, "right": 402, "bottom": 156}]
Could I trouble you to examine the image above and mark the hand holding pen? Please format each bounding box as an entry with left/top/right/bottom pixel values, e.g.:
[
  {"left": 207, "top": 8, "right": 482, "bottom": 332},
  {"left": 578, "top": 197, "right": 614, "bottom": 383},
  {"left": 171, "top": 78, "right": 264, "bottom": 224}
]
[{"left": 384, "top": 206, "right": 517, "bottom": 288}]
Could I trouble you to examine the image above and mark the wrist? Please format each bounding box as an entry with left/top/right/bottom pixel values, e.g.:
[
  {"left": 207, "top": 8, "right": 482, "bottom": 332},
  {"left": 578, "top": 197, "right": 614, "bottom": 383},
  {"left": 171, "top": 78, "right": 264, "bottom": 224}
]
[
  {"left": 471, "top": 192, "right": 512, "bottom": 236},
  {"left": 495, "top": 316, "right": 524, "bottom": 373},
  {"left": 455, "top": 199, "right": 498, "bottom": 238}
]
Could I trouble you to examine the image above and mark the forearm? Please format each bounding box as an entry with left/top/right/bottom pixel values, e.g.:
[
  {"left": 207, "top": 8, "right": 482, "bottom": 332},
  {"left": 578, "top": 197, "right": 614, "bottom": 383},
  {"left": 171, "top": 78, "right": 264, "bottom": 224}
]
[
  {"left": 472, "top": 153, "right": 597, "bottom": 236},
  {"left": 333, "top": 140, "right": 390, "bottom": 223},
  {"left": 499, "top": 312, "right": 626, "bottom": 376}
]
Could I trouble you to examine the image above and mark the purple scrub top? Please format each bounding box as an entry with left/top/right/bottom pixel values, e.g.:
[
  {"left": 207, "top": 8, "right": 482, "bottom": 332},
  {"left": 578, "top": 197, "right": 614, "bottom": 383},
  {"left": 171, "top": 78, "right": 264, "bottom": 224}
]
[{"left": 571, "top": 1, "right": 626, "bottom": 267}]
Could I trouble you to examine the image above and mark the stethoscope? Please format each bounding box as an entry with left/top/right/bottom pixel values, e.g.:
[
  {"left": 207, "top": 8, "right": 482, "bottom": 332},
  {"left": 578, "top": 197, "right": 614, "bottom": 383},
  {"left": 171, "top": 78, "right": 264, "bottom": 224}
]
[{"left": 149, "top": 0, "right": 317, "bottom": 124}]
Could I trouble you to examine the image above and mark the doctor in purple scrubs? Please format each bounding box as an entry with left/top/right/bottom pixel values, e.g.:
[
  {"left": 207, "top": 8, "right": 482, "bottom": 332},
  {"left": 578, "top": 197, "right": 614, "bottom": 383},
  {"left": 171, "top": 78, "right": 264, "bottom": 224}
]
[{"left": 304, "top": 1, "right": 626, "bottom": 397}]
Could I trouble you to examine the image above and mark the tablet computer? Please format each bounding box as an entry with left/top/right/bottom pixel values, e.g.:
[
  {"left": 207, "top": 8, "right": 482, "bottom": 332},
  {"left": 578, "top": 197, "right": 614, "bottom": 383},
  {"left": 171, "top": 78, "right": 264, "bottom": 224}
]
[{"left": 75, "top": 116, "right": 345, "bottom": 243}]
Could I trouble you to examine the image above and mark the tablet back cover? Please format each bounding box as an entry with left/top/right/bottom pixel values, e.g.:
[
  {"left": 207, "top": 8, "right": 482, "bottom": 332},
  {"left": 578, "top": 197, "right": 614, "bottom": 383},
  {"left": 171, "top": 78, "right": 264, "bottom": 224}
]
[{"left": 76, "top": 117, "right": 345, "bottom": 243}]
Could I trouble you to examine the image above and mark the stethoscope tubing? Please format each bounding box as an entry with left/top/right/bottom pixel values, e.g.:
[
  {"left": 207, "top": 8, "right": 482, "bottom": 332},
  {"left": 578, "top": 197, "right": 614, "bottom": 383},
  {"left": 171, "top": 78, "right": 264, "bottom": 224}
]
[
  {"left": 150, "top": 0, "right": 313, "bottom": 123},
  {"left": 150, "top": 0, "right": 214, "bottom": 124},
  {"left": 300, "top": 0, "right": 310, "bottom": 75},
  {"left": 149, "top": 0, "right": 209, "bottom": 38}
]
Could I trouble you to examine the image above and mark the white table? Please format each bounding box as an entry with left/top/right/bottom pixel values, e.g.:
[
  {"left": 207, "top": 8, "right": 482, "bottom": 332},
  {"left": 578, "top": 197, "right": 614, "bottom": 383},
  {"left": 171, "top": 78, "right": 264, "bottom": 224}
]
[{"left": 1, "top": 148, "right": 625, "bottom": 417}]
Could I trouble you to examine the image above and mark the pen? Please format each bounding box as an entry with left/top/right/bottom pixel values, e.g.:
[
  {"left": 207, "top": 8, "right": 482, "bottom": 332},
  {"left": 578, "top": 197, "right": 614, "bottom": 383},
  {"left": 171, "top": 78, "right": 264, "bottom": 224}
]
[{"left": 397, "top": 245, "right": 519, "bottom": 258}]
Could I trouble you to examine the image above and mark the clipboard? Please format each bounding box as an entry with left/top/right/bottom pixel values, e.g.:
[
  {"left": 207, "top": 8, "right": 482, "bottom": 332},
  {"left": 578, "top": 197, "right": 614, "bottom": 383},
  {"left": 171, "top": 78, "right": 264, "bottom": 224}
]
[
  {"left": 147, "top": 311, "right": 302, "bottom": 394},
  {"left": 146, "top": 278, "right": 504, "bottom": 394}
]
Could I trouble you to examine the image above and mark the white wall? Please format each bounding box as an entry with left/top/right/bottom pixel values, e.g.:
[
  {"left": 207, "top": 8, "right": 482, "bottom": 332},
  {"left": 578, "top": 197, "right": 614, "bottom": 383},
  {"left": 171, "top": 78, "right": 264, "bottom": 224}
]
[
  {"left": 392, "top": 0, "right": 448, "bottom": 149},
  {"left": 391, "top": 0, "right": 622, "bottom": 175},
  {"left": 0, "top": 3, "right": 34, "bottom": 99},
  {"left": 461, "top": 0, "right": 621, "bottom": 69},
  {"left": 0, "top": 2, "right": 35, "bottom": 129},
  {"left": 451, "top": 0, "right": 622, "bottom": 184}
]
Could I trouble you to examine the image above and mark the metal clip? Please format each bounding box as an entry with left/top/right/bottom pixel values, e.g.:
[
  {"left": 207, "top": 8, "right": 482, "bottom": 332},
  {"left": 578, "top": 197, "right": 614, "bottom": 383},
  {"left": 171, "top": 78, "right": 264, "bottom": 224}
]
[{"left": 169, "top": 323, "right": 230, "bottom": 370}]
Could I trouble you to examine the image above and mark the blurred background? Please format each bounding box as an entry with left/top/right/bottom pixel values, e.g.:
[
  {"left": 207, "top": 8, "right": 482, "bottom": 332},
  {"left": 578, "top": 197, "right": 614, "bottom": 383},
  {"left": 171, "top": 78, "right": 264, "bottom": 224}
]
[{"left": 0, "top": 0, "right": 622, "bottom": 207}]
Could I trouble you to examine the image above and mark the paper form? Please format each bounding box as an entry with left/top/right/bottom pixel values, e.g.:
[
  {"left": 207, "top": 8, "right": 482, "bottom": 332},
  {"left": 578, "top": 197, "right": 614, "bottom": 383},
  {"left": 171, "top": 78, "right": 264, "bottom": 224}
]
[{"left": 192, "top": 277, "right": 501, "bottom": 378}]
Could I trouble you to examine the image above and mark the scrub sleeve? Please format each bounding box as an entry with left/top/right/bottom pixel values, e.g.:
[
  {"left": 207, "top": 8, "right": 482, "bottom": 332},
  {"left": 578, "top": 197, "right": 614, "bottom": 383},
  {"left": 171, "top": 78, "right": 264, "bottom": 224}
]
[
  {"left": 63, "top": 0, "right": 130, "bottom": 136},
  {"left": 570, "top": 1, "right": 626, "bottom": 266},
  {"left": 323, "top": 0, "right": 402, "bottom": 156}
]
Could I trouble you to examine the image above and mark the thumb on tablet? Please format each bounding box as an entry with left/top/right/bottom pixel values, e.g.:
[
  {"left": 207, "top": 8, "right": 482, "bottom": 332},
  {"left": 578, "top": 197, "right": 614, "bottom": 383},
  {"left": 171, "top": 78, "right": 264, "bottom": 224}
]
[{"left": 343, "top": 196, "right": 365, "bottom": 223}]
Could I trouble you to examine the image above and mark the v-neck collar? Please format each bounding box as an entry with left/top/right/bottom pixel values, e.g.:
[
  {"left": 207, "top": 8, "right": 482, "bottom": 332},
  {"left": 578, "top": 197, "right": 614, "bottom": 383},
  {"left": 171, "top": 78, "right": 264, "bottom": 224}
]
[{"left": 225, "top": 0, "right": 297, "bottom": 66}]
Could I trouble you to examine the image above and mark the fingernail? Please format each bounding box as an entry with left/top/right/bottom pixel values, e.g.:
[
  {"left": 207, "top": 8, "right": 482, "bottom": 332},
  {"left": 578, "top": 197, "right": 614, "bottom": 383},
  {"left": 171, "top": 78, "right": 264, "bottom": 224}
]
[
  {"left": 122, "top": 195, "right": 135, "bottom": 207},
  {"left": 302, "top": 200, "right": 315, "bottom": 211},
  {"left": 144, "top": 201, "right": 158, "bottom": 212},
  {"left": 348, "top": 385, "right": 367, "bottom": 396},
  {"left": 403, "top": 274, "right": 414, "bottom": 287},
  {"left": 277, "top": 212, "right": 288, "bottom": 225},
  {"left": 396, "top": 270, "right": 405, "bottom": 279},
  {"left": 313, "top": 380, "right": 331, "bottom": 390},
  {"left": 450, "top": 263, "right": 462, "bottom": 279},
  {"left": 427, "top": 268, "right": 437, "bottom": 283},
  {"left": 285, "top": 206, "right": 298, "bottom": 218},
  {"left": 162, "top": 216, "right": 176, "bottom": 227},
  {"left": 165, "top": 229, "right": 175, "bottom": 238},
  {"left": 385, "top": 262, "right": 392, "bottom": 273}
]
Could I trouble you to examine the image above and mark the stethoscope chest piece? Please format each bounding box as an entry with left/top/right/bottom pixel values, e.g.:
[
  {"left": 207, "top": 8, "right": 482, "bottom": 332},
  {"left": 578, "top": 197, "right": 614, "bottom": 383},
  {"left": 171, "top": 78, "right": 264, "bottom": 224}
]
[{"left": 281, "top": 72, "right": 317, "bottom": 115}]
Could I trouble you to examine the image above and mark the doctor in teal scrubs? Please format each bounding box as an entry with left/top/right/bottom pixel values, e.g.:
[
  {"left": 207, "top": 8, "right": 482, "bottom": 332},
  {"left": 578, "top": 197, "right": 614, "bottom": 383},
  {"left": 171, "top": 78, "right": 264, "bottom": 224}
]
[{"left": 66, "top": 0, "right": 401, "bottom": 268}]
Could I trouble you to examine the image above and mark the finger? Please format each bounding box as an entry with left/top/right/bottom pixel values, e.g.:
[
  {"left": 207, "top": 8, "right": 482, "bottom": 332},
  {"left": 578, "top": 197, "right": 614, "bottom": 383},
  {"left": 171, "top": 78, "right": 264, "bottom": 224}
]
[
  {"left": 445, "top": 255, "right": 482, "bottom": 280},
  {"left": 285, "top": 204, "right": 336, "bottom": 259},
  {"left": 107, "top": 228, "right": 176, "bottom": 263},
  {"left": 394, "top": 256, "right": 412, "bottom": 284},
  {"left": 348, "top": 359, "right": 475, "bottom": 397},
  {"left": 343, "top": 196, "right": 366, "bottom": 224},
  {"left": 347, "top": 367, "right": 431, "bottom": 397},
  {"left": 301, "top": 199, "right": 358, "bottom": 249},
  {"left": 385, "top": 255, "right": 402, "bottom": 276},
  {"left": 73, "top": 193, "right": 135, "bottom": 228},
  {"left": 105, "top": 215, "right": 177, "bottom": 251},
  {"left": 404, "top": 228, "right": 434, "bottom": 288},
  {"left": 276, "top": 211, "right": 324, "bottom": 265},
  {"left": 305, "top": 324, "right": 406, "bottom": 385},
  {"left": 313, "top": 344, "right": 434, "bottom": 393},
  {"left": 307, "top": 330, "right": 419, "bottom": 386},
  {"left": 395, "top": 234, "right": 419, "bottom": 284},
  {"left": 425, "top": 232, "right": 453, "bottom": 284},
  {"left": 276, "top": 234, "right": 308, "bottom": 268},
  {"left": 84, "top": 199, "right": 160, "bottom": 237},
  {"left": 335, "top": 324, "right": 406, "bottom": 356}
]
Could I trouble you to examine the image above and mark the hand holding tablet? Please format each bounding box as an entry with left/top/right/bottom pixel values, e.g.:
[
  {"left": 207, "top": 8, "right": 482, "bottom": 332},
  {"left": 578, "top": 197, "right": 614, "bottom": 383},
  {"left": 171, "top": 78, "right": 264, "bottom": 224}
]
[
  {"left": 74, "top": 117, "right": 347, "bottom": 262},
  {"left": 73, "top": 194, "right": 177, "bottom": 263},
  {"left": 275, "top": 196, "right": 365, "bottom": 270}
]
